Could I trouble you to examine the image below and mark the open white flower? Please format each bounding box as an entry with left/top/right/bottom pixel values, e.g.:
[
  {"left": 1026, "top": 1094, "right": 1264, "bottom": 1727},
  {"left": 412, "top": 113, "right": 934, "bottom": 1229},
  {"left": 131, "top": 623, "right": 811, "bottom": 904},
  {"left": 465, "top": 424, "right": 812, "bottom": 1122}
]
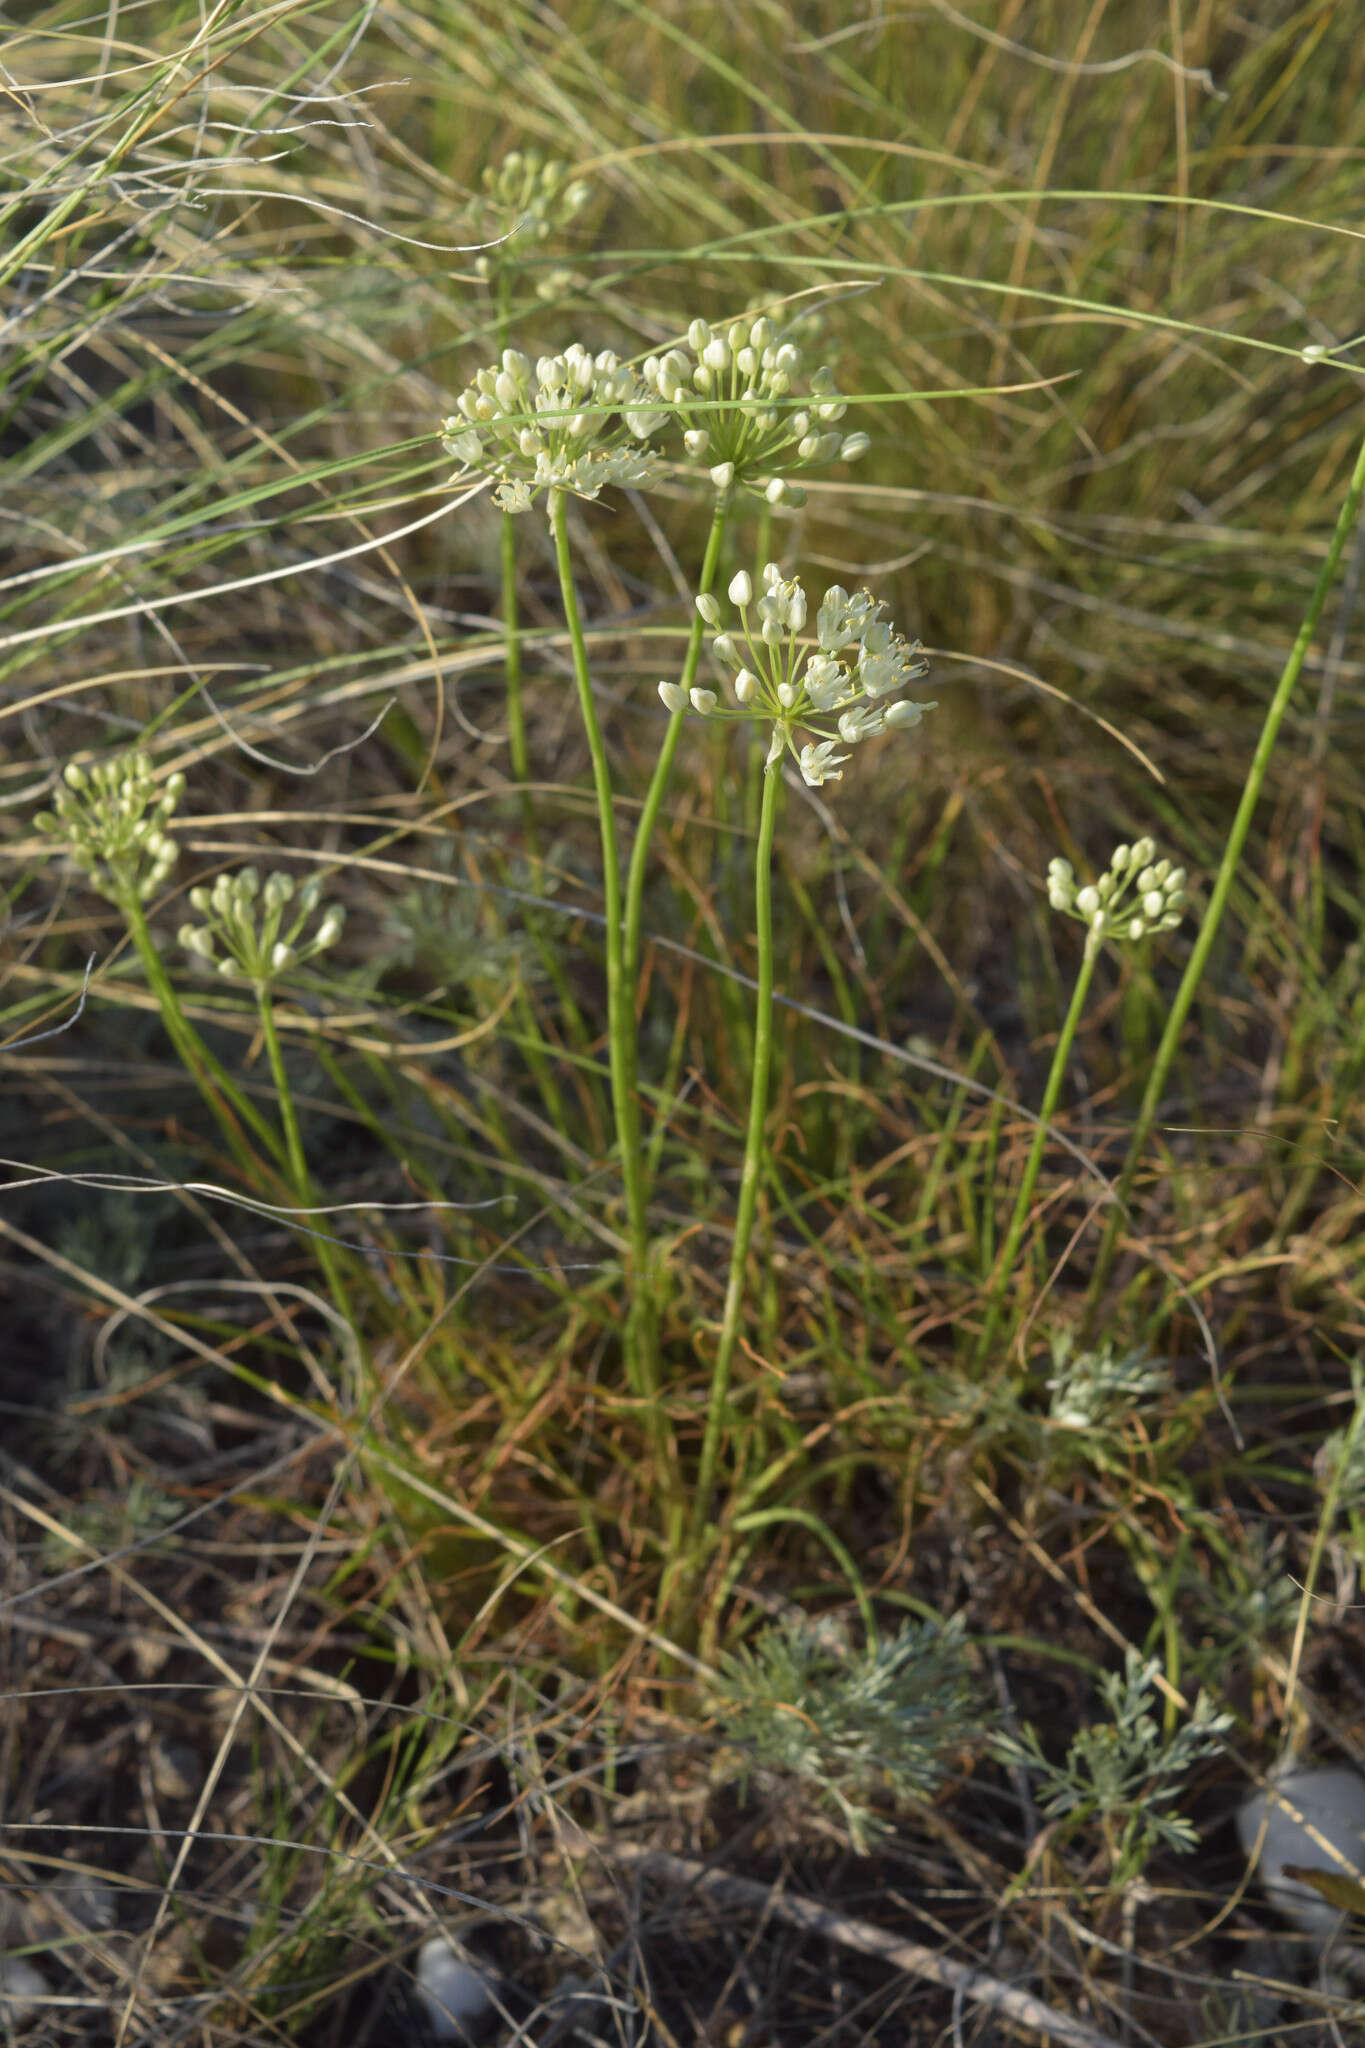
[{"left": 668, "top": 562, "right": 934, "bottom": 787}]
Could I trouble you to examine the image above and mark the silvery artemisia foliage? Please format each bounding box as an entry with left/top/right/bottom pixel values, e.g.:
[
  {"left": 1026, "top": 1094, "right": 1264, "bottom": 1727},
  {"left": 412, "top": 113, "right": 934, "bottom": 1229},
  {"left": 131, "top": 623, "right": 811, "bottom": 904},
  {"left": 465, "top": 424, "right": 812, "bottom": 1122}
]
[
  {"left": 1047, "top": 837, "right": 1187, "bottom": 958},
  {"left": 441, "top": 345, "right": 668, "bottom": 511},
  {"left": 642, "top": 314, "right": 869, "bottom": 501},
  {"left": 34, "top": 752, "right": 185, "bottom": 906},
  {"left": 662, "top": 565, "right": 934, "bottom": 787},
  {"left": 179, "top": 869, "right": 344, "bottom": 988}
]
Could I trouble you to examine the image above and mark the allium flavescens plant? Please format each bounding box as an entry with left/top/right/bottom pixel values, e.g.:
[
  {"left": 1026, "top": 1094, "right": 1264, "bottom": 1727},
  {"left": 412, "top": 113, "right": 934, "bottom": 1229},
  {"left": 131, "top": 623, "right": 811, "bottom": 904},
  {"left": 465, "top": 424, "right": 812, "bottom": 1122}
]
[
  {"left": 673, "top": 566, "right": 935, "bottom": 1542},
  {"left": 34, "top": 754, "right": 284, "bottom": 1177},
  {"left": 466, "top": 149, "right": 592, "bottom": 299},
  {"left": 463, "top": 151, "right": 596, "bottom": 786},
  {"left": 974, "top": 837, "right": 1189, "bottom": 1366},
  {"left": 179, "top": 868, "right": 349, "bottom": 1304},
  {"left": 438, "top": 317, "right": 875, "bottom": 1427},
  {"left": 441, "top": 345, "right": 676, "bottom": 1418}
]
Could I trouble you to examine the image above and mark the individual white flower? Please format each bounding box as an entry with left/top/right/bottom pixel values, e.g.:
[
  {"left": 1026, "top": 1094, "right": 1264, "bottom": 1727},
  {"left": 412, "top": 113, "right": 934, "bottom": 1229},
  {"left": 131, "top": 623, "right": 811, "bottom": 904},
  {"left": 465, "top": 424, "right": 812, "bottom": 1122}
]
[
  {"left": 676, "top": 562, "right": 933, "bottom": 787},
  {"left": 441, "top": 343, "right": 666, "bottom": 512},
  {"left": 798, "top": 740, "right": 850, "bottom": 786}
]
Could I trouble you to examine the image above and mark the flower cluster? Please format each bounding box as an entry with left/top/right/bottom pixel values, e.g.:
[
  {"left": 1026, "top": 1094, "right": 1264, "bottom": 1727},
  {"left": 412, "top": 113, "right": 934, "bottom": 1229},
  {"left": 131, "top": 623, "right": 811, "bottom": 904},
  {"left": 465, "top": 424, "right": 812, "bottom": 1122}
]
[
  {"left": 179, "top": 869, "right": 344, "bottom": 988},
  {"left": 641, "top": 315, "right": 868, "bottom": 501},
  {"left": 441, "top": 344, "right": 667, "bottom": 511},
  {"left": 1047, "top": 838, "right": 1188, "bottom": 957},
  {"left": 34, "top": 752, "right": 185, "bottom": 907},
  {"left": 661, "top": 565, "right": 934, "bottom": 787},
  {"left": 467, "top": 149, "right": 591, "bottom": 286}
]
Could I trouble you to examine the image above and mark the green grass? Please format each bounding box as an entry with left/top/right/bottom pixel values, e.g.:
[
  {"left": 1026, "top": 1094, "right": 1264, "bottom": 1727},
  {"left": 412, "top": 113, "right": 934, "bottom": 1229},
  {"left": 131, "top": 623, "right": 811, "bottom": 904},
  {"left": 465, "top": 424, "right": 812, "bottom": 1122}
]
[{"left": 5, "top": 1, "right": 1365, "bottom": 2041}]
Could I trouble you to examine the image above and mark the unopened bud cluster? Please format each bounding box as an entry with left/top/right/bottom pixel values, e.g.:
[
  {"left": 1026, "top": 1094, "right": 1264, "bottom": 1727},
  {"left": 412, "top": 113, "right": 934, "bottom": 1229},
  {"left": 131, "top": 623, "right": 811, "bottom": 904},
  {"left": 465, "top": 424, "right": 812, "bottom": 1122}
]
[
  {"left": 641, "top": 315, "right": 868, "bottom": 500},
  {"left": 469, "top": 150, "right": 592, "bottom": 284},
  {"left": 441, "top": 344, "right": 667, "bottom": 511},
  {"left": 660, "top": 565, "right": 934, "bottom": 787},
  {"left": 34, "top": 752, "right": 185, "bottom": 906},
  {"left": 179, "top": 869, "right": 344, "bottom": 987},
  {"left": 1046, "top": 837, "right": 1187, "bottom": 957}
]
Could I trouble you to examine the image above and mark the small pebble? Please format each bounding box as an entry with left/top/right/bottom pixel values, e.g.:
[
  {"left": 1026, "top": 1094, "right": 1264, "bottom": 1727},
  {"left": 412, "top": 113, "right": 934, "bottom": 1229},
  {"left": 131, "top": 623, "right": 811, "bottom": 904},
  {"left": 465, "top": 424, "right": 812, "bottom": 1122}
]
[
  {"left": 1237, "top": 1765, "right": 1365, "bottom": 1938},
  {"left": 414, "top": 1935, "right": 496, "bottom": 2043},
  {"left": 0, "top": 1957, "right": 51, "bottom": 2027}
]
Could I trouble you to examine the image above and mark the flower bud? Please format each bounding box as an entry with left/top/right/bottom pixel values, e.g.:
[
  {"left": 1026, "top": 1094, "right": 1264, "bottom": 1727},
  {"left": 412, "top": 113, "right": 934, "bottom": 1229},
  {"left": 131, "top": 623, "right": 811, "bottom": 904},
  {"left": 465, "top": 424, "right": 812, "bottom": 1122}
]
[
  {"left": 840, "top": 432, "right": 870, "bottom": 461},
  {"left": 734, "top": 670, "right": 758, "bottom": 703},
  {"left": 1076, "top": 886, "right": 1101, "bottom": 917},
  {"left": 695, "top": 593, "right": 721, "bottom": 626},
  {"left": 728, "top": 571, "right": 753, "bottom": 606},
  {"left": 709, "top": 461, "right": 735, "bottom": 491},
  {"left": 684, "top": 428, "right": 710, "bottom": 457},
  {"left": 689, "top": 687, "right": 717, "bottom": 713},
  {"left": 657, "top": 681, "right": 687, "bottom": 713}
]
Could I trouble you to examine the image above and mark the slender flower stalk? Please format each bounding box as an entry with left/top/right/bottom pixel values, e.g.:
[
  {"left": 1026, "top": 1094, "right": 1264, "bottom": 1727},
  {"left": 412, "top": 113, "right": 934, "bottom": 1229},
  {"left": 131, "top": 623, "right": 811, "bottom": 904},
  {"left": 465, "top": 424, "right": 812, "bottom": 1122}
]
[
  {"left": 691, "top": 755, "right": 781, "bottom": 1548},
  {"left": 975, "top": 839, "right": 1188, "bottom": 1368},
  {"left": 546, "top": 489, "right": 661, "bottom": 1410},
  {"left": 678, "top": 567, "right": 935, "bottom": 1544}
]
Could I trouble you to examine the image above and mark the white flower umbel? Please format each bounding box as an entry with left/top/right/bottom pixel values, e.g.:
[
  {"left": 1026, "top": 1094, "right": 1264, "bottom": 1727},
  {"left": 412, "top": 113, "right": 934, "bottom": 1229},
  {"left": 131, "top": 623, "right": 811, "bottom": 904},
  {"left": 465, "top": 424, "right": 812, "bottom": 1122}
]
[
  {"left": 179, "top": 868, "right": 344, "bottom": 991},
  {"left": 34, "top": 751, "right": 185, "bottom": 909},
  {"left": 975, "top": 834, "right": 1192, "bottom": 1368},
  {"left": 441, "top": 344, "right": 667, "bottom": 512},
  {"left": 1046, "top": 836, "right": 1188, "bottom": 961},
  {"left": 643, "top": 314, "right": 868, "bottom": 502},
  {"left": 468, "top": 148, "right": 592, "bottom": 287},
  {"left": 671, "top": 564, "right": 934, "bottom": 786},
  {"left": 181, "top": 867, "right": 349, "bottom": 1293}
]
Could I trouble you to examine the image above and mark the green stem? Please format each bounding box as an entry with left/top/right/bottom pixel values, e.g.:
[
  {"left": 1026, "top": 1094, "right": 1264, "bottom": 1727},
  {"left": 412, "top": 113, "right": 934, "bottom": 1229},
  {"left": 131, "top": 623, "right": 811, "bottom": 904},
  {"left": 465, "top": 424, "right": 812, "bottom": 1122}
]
[
  {"left": 500, "top": 508, "right": 528, "bottom": 785},
  {"left": 547, "top": 489, "right": 657, "bottom": 1407},
  {"left": 122, "top": 897, "right": 286, "bottom": 1175},
  {"left": 1085, "top": 419, "right": 1365, "bottom": 1317},
  {"left": 254, "top": 984, "right": 351, "bottom": 1315},
  {"left": 493, "top": 272, "right": 530, "bottom": 799},
  {"left": 690, "top": 753, "right": 781, "bottom": 1549},
  {"left": 975, "top": 936, "right": 1100, "bottom": 1369},
  {"left": 622, "top": 493, "right": 731, "bottom": 1008}
]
